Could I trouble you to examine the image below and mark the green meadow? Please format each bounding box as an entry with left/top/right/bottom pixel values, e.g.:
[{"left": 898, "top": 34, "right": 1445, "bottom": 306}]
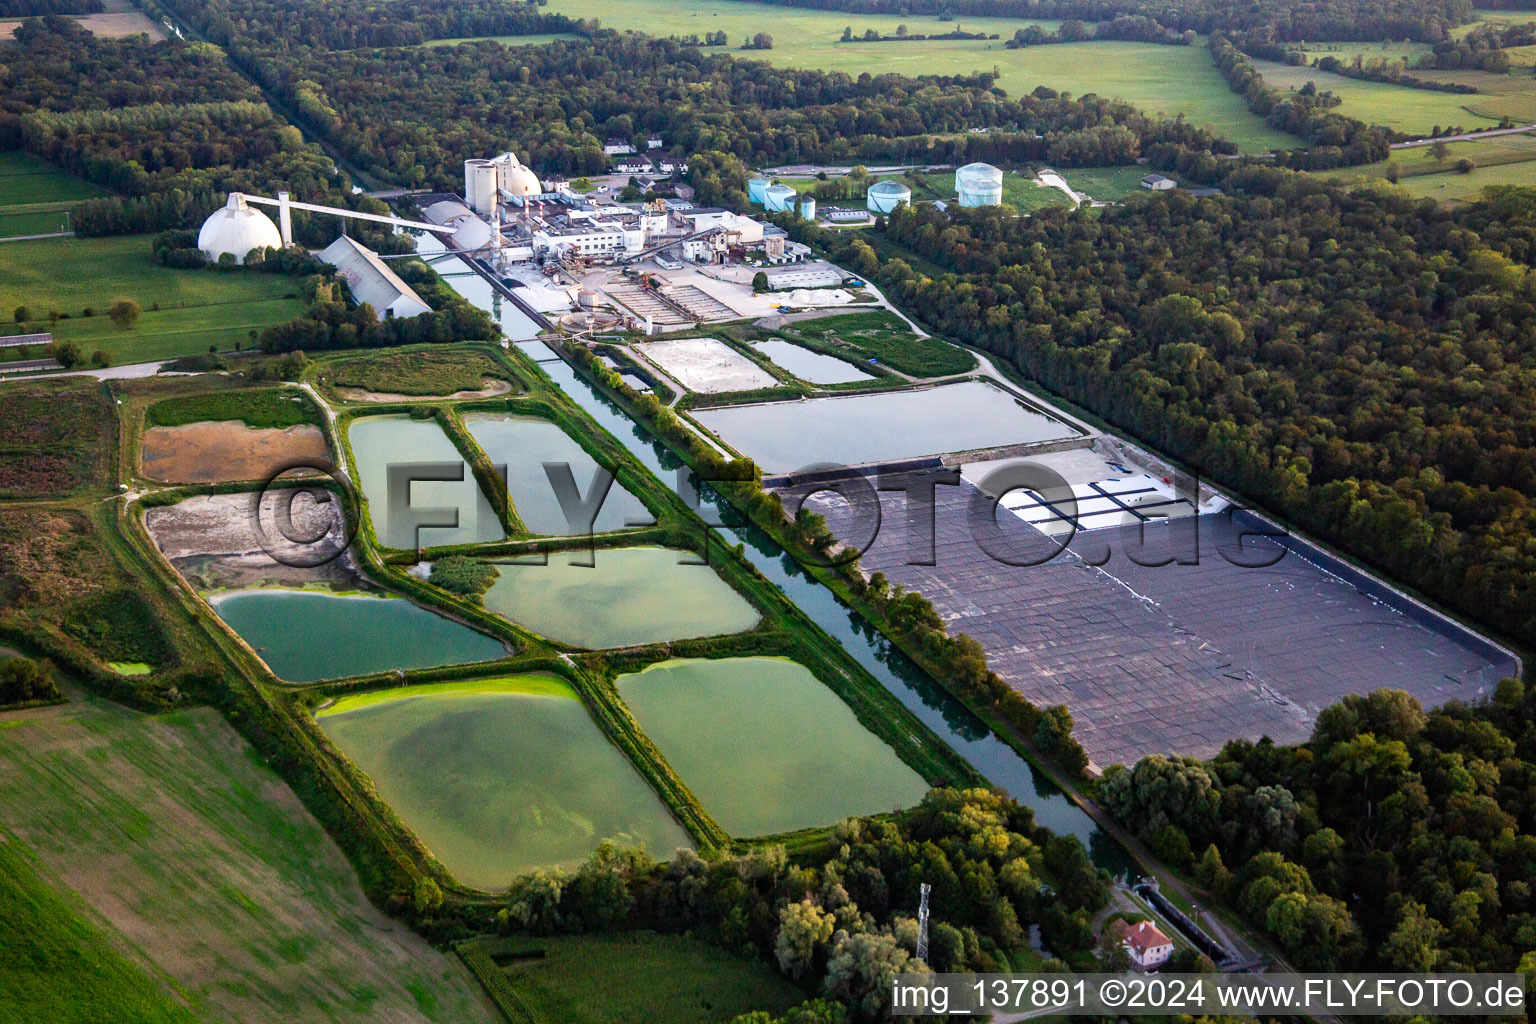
[
  {"left": 542, "top": 0, "right": 1296, "bottom": 150},
  {"left": 1320, "top": 131, "right": 1536, "bottom": 201},
  {"left": 1249, "top": 56, "right": 1503, "bottom": 134},
  {"left": 0, "top": 235, "right": 305, "bottom": 364},
  {"left": 0, "top": 838, "right": 206, "bottom": 1024},
  {"left": 0, "top": 699, "right": 491, "bottom": 1023},
  {"left": 461, "top": 931, "right": 804, "bottom": 1024}
]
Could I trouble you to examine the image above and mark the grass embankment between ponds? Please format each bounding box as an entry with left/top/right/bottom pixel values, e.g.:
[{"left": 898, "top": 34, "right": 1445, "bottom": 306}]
[
  {"left": 319, "top": 345, "right": 520, "bottom": 398},
  {"left": 781, "top": 309, "right": 977, "bottom": 377},
  {"left": 317, "top": 673, "right": 576, "bottom": 715},
  {"left": 145, "top": 387, "right": 322, "bottom": 430}
]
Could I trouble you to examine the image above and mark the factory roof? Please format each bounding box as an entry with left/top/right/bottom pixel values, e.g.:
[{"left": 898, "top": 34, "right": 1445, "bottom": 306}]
[{"left": 317, "top": 235, "right": 431, "bottom": 319}]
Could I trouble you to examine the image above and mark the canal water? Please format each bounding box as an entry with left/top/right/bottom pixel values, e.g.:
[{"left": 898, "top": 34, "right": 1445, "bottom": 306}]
[{"left": 431, "top": 244, "right": 1136, "bottom": 876}]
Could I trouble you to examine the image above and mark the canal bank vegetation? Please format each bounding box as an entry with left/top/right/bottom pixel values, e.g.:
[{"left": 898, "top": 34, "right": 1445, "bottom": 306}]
[{"left": 559, "top": 339, "right": 1097, "bottom": 788}]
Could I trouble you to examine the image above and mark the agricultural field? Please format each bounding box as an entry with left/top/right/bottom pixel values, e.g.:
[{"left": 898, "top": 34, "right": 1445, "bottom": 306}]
[
  {"left": 0, "top": 11, "right": 165, "bottom": 42},
  {"left": 782, "top": 310, "right": 976, "bottom": 377},
  {"left": 543, "top": 0, "right": 1296, "bottom": 150},
  {"left": 1248, "top": 56, "right": 1504, "bottom": 134},
  {"left": 1320, "top": 131, "right": 1536, "bottom": 201},
  {"left": 0, "top": 379, "right": 114, "bottom": 499},
  {"left": 323, "top": 346, "right": 518, "bottom": 399},
  {"left": 458, "top": 932, "right": 804, "bottom": 1024},
  {"left": 0, "top": 150, "right": 110, "bottom": 240},
  {"left": 0, "top": 836, "right": 205, "bottom": 1024},
  {"left": 0, "top": 235, "right": 305, "bottom": 365},
  {"left": 0, "top": 697, "right": 493, "bottom": 1024}
]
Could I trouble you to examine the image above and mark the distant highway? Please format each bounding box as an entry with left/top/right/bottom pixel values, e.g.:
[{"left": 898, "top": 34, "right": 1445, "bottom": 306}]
[{"left": 1391, "top": 123, "right": 1536, "bottom": 148}]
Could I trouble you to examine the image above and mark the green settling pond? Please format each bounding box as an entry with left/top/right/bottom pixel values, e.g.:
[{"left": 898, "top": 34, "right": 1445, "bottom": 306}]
[
  {"left": 210, "top": 589, "right": 507, "bottom": 683},
  {"left": 316, "top": 676, "right": 692, "bottom": 889},
  {"left": 481, "top": 546, "right": 760, "bottom": 648},
  {"left": 617, "top": 657, "right": 928, "bottom": 836},
  {"left": 349, "top": 415, "right": 506, "bottom": 550},
  {"left": 464, "top": 412, "right": 653, "bottom": 535}
]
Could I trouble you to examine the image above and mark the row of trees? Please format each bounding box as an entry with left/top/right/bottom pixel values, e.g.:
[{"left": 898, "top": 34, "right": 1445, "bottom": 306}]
[
  {"left": 155, "top": 0, "right": 582, "bottom": 51},
  {"left": 487, "top": 789, "right": 1112, "bottom": 1020},
  {"left": 1100, "top": 683, "right": 1535, "bottom": 975},
  {"left": 1209, "top": 32, "right": 1393, "bottom": 169},
  {"left": 864, "top": 180, "right": 1536, "bottom": 651},
  {"left": 1005, "top": 15, "right": 1191, "bottom": 47}
]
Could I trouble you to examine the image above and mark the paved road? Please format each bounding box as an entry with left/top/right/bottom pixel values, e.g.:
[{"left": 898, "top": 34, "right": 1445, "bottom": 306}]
[
  {"left": 0, "top": 231, "right": 73, "bottom": 243},
  {"left": 1391, "top": 124, "right": 1536, "bottom": 148}
]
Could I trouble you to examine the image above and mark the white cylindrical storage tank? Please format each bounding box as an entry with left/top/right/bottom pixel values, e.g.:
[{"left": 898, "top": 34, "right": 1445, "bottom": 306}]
[
  {"left": 867, "top": 179, "right": 912, "bottom": 214},
  {"left": 748, "top": 177, "right": 772, "bottom": 205},
  {"left": 797, "top": 195, "right": 816, "bottom": 220},
  {"left": 198, "top": 193, "right": 282, "bottom": 265},
  {"left": 465, "top": 159, "right": 499, "bottom": 216},
  {"left": 956, "top": 162, "right": 1003, "bottom": 207},
  {"left": 764, "top": 183, "right": 797, "bottom": 213}
]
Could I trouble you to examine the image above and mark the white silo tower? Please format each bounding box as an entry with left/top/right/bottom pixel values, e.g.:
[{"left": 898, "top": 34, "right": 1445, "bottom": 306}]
[
  {"left": 867, "top": 179, "right": 912, "bottom": 214},
  {"left": 764, "top": 183, "right": 797, "bottom": 213},
  {"left": 464, "top": 159, "right": 500, "bottom": 216},
  {"left": 748, "top": 176, "right": 772, "bottom": 205},
  {"left": 956, "top": 162, "right": 1004, "bottom": 207}
]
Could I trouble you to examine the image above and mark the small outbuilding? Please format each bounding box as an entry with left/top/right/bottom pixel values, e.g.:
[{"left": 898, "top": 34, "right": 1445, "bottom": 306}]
[{"left": 1140, "top": 174, "right": 1177, "bottom": 191}]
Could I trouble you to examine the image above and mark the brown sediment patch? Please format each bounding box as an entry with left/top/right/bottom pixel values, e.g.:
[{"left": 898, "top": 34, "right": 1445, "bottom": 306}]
[
  {"left": 332, "top": 377, "right": 514, "bottom": 403},
  {"left": 141, "top": 421, "right": 329, "bottom": 484}
]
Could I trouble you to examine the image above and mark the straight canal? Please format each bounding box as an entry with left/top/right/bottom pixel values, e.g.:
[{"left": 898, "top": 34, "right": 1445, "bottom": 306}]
[{"left": 435, "top": 241, "right": 1137, "bottom": 878}]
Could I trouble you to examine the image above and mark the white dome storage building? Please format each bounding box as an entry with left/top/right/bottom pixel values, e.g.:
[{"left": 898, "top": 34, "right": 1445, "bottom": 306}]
[
  {"left": 867, "top": 179, "right": 912, "bottom": 214},
  {"left": 495, "top": 152, "right": 541, "bottom": 198},
  {"left": 198, "top": 193, "right": 283, "bottom": 264},
  {"left": 748, "top": 176, "right": 772, "bottom": 205},
  {"left": 956, "top": 162, "right": 1004, "bottom": 207},
  {"left": 763, "top": 183, "right": 798, "bottom": 212}
]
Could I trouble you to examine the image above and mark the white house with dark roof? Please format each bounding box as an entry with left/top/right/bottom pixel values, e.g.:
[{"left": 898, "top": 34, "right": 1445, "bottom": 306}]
[{"left": 317, "top": 235, "right": 432, "bottom": 320}]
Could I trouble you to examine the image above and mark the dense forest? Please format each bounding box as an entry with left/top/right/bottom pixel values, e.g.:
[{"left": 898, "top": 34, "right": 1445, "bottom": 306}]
[
  {"left": 483, "top": 787, "right": 1113, "bottom": 1020},
  {"left": 817, "top": 180, "right": 1536, "bottom": 650},
  {"left": 156, "top": 0, "right": 582, "bottom": 51},
  {"left": 714, "top": 0, "right": 1481, "bottom": 41},
  {"left": 209, "top": 33, "right": 1224, "bottom": 190},
  {"left": 0, "top": 16, "right": 404, "bottom": 244},
  {"left": 1101, "top": 684, "right": 1536, "bottom": 975}
]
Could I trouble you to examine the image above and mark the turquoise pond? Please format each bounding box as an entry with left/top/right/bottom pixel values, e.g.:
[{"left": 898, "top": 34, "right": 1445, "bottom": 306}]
[{"left": 209, "top": 589, "right": 507, "bottom": 682}]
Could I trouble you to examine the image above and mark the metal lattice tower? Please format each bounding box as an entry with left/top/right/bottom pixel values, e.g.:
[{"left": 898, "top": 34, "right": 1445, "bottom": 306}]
[{"left": 915, "top": 883, "right": 932, "bottom": 963}]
